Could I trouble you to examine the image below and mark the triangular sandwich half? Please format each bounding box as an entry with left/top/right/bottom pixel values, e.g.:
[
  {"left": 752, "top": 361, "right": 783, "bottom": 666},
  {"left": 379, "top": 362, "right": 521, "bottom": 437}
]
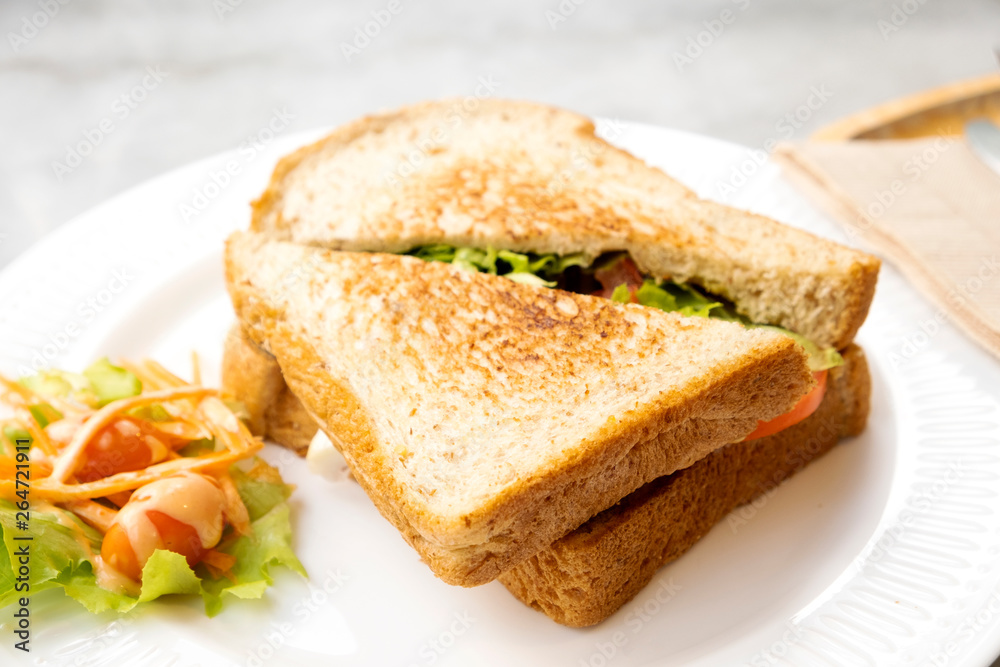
[
  {"left": 225, "top": 230, "right": 813, "bottom": 586},
  {"left": 250, "top": 98, "right": 878, "bottom": 351}
]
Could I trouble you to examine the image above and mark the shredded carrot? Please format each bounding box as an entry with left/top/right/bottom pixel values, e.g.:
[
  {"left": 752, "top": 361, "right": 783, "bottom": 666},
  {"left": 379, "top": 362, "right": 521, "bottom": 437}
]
[
  {"left": 148, "top": 420, "right": 212, "bottom": 442},
  {"left": 0, "top": 374, "right": 91, "bottom": 417},
  {"left": 0, "top": 375, "right": 33, "bottom": 405},
  {"left": 191, "top": 352, "right": 202, "bottom": 386},
  {"left": 201, "top": 549, "right": 238, "bottom": 581},
  {"left": 49, "top": 387, "right": 217, "bottom": 484},
  {"left": 14, "top": 408, "right": 57, "bottom": 457},
  {"left": 103, "top": 490, "right": 133, "bottom": 508},
  {"left": 217, "top": 472, "right": 252, "bottom": 536},
  {"left": 118, "top": 361, "right": 169, "bottom": 392},
  {"left": 62, "top": 499, "right": 118, "bottom": 534},
  {"left": 26, "top": 443, "right": 261, "bottom": 502},
  {"left": 140, "top": 360, "right": 190, "bottom": 389}
]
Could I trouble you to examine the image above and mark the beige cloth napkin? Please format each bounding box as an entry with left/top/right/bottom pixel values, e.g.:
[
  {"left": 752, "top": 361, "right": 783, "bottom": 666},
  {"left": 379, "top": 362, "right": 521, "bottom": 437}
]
[{"left": 774, "top": 137, "right": 1000, "bottom": 360}]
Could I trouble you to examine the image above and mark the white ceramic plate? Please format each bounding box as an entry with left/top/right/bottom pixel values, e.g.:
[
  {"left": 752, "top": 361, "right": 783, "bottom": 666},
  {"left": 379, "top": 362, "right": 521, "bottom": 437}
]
[{"left": 2, "top": 123, "right": 1000, "bottom": 667}]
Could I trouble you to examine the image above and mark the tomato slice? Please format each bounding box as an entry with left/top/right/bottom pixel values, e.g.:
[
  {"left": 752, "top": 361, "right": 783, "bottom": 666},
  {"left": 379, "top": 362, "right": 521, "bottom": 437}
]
[
  {"left": 593, "top": 256, "right": 644, "bottom": 299},
  {"left": 75, "top": 417, "right": 168, "bottom": 483},
  {"left": 146, "top": 510, "right": 208, "bottom": 569},
  {"left": 100, "top": 523, "right": 142, "bottom": 581},
  {"left": 744, "top": 370, "right": 827, "bottom": 441}
]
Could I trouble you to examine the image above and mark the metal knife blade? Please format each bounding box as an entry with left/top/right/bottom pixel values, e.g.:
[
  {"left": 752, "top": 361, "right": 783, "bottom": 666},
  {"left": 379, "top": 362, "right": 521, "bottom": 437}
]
[{"left": 965, "top": 119, "right": 1000, "bottom": 179}]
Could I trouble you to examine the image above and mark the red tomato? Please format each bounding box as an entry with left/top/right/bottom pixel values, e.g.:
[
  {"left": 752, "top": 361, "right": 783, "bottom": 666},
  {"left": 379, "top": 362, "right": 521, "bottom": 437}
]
[
  {"left": 101, "top": 523, "right": 142, "bottom": 581},
  {"left": 99, "top": 473, "right": 226, "bottom": 583},
  {"left": 75, "top": 417, "right": 169, "bottom": 483},
  {"left": 593, "top": 256, "right": 644, "bottom": 299},
  {"left": 744, "top": 370, "right": 828, "bottom": 441},
  {"left": 146, "top": 510, "right": 208, "bottom": 569}
]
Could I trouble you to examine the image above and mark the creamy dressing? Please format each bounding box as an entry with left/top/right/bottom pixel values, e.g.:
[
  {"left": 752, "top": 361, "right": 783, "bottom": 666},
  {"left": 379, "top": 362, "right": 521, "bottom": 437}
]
[
  {"left": 115, "top": 472, "right": 226, "bottom": 565},
  {"left": 43, "top": 500, "right": 140, "bottom": 596},
  {"left": 307, "top": 430, "right": 352, "bottom": 482},
  {"left": 44, "top": 415, "right": 86, "bottom": 447},
  {"left": 95, "top": 556, "right": 141, "bottom": 596},
  {"left": 38, "top": 500, "right": 97, "bottom": 560},
  {"left": 96, "top": 472, "right": 226, "bottom": 593}
]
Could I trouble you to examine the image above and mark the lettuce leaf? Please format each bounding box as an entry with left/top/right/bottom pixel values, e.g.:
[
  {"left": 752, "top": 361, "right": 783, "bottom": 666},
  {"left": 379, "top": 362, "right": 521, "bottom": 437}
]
[
  {"left": 201, "top": 503, "right": 305, "bottom": 616},
  {"left": 636, "top": 280, "right": 723, "bottom": 318},
  {"left": 636, "top": 280, "right": 677, "bottom": 312},
  {"left": 19, "top": 359, "right": 141, "bottom": 410},
  {"left": 611, "top": 284, "right": 632, "bottom": 303},
  {"left": 409, "top": 245, "right": 594, "bottom": 283},
  {"left": 0, "top": 460, "right": 304, "bottom": 617},
  {"left": 749, "top": 324, "right": 844, "bottom": 372}
]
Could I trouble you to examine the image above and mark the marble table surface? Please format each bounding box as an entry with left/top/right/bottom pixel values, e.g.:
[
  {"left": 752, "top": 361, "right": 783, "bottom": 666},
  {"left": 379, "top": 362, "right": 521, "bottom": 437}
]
[
  {"left": 1, "top": 0, "right": 998, "bottom": 268},
  {"left": 2, "top": 1, "right": 1000, "bottom": 665}
]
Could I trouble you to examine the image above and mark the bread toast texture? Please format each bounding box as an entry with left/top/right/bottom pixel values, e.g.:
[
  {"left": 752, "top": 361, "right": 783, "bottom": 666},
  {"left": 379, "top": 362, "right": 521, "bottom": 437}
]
[
  {"left": 222, "top": 322, "right": 317, "bottom": 451},
  {"left": 250, "top": 98, "right": 879, "bottom": 350},
  {"left": 497, "top": 344, "right": 871, "bottom": 626},
  {"left": 225, "top": 230, "right": 814, "bottom": 586}
]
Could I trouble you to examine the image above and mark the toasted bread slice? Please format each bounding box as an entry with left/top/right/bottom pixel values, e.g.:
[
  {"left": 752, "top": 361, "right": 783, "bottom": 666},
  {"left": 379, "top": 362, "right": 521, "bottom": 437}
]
[
  {"left": 225, "top": 231, "right": 814, "bottom": 586},
  {"left": 222, "top": 322, "right": 318, "bottom": 451},
  {"left": 250, "top": 98, "right": 879, "bottom": 350},
  {"left": 498, "top": 344, "right": 871, "bottom": 626}
]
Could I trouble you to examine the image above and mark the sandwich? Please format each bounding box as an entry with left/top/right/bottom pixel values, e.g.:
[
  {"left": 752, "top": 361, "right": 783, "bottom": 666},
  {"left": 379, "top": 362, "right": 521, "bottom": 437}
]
[{"left": 221, "top": 98, "right": 879, "bottom": 620}]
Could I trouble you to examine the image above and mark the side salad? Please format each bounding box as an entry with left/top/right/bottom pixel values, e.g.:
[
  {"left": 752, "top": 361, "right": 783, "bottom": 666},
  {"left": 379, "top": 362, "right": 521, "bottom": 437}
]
[{"left": 0, "top": 358, "right": 304, "bottom": 616}]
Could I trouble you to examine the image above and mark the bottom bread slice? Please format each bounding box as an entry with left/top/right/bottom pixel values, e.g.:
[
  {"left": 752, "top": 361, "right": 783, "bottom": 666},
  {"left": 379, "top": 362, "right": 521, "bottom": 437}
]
[
  {"left": 222, "top": 322, "right": 318, "bottom": 452},
  {"left": 497, "top": 344, "right": 870, "bottom": 627}
]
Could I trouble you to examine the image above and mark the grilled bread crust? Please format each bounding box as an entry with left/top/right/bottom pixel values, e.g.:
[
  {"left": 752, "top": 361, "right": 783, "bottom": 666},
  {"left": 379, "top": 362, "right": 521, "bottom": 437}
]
[{"left": 225, "top": 231, "right": 814, "bottom": 586}]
